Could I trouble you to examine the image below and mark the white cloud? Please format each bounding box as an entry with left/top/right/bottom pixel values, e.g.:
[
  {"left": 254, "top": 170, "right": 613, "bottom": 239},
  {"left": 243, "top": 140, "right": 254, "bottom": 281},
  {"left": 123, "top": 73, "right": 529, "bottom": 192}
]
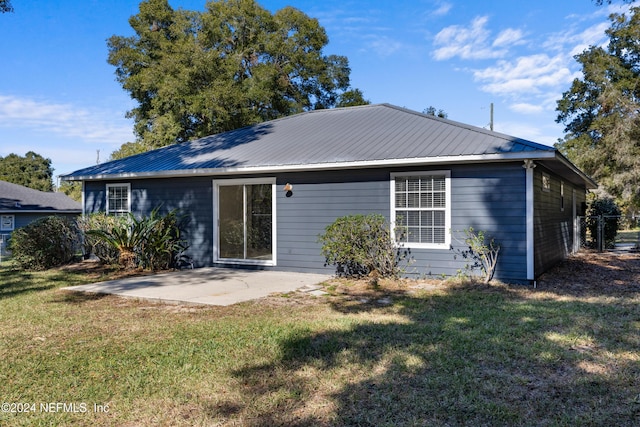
[
  {"left": 543, "top": 22, "right": 609, "bottom": 56},
  {"left": 510, "top": 102, "right": 544, "bottom": 114},
  {"left": 0, "top": 95, "right": 133, "bottom": 144},
  {"left": 472, "top": 54, "right": 578, "bottom": 96},
  {"left": 497, "top": 120, "right": 561, "bottom": 146},
  {"left": 433, "top": 16, "right": 495, "bottom": 60},
  {"left": 433, "top": 16, "right": 524, "bottom": 60},
  {"left": 493, "top": 28, "right": 524, "bottom": 48},
  {"left": 430, "top": 1, "right": 452, "bottom": 17},
  {"left": 363, "top": 34, "right": 404, "bottom": 56}
]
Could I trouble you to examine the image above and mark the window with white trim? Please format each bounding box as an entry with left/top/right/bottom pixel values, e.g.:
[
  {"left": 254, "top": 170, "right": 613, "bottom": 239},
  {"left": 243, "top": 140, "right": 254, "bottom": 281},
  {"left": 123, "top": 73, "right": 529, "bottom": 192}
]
[
  {"left": 542, "top": 173, "right": 551, "bottom": 192},
  {"left": 1, "top": 215, "right": 14, "bottom": 231},
  {"left": 392, "top": 172, "right": 451, "bottom": 248},
  {"left": 106, "top": 183, "right": 131, "bottom": 215}
]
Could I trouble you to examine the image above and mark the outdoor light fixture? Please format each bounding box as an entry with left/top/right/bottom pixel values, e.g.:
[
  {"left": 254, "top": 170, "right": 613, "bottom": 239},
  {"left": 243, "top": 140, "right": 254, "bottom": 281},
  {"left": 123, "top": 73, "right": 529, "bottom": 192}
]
[{"left": 284, "top": 183, "right": 293, "bottom": 197}]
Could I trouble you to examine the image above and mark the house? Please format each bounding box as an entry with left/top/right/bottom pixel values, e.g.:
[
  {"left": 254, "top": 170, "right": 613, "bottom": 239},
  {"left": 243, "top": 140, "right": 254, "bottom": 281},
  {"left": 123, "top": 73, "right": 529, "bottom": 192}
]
[
  {"left": 61, "top": 104, "right": 596, "bottom": 283},
  {"left": 0, "top": 180, "right": 82, "bottom": 245}
]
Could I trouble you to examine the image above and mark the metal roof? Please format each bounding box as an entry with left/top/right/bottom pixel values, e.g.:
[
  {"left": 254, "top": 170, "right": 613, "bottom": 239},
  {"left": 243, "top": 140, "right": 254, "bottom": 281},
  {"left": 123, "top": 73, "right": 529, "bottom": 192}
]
[
  {"left": 62, "top": 103, "right": 595, "bottom": 187},
  {"left": 0, "top": 180, "right": 81, "bottom": 212}
]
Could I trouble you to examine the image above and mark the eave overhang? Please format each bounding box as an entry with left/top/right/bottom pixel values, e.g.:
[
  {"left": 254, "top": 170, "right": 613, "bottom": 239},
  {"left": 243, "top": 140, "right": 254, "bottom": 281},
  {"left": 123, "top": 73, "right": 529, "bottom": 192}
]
[{"left": 61, "top": 150, "right": 597, "bottom": 190}]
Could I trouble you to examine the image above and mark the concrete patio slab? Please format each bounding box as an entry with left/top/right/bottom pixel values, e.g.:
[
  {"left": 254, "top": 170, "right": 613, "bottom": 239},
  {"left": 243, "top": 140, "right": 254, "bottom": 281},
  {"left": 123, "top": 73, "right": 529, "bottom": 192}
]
[{"left": 62, "top": 268, "right": 332, "bottom": 306}]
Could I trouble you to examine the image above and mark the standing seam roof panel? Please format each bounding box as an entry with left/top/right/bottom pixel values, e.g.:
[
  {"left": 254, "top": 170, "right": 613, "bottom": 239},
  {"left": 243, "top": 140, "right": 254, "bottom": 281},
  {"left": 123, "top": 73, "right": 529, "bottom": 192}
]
[{"left": 63, "top": 104, "right": 557, "bottom": 178}]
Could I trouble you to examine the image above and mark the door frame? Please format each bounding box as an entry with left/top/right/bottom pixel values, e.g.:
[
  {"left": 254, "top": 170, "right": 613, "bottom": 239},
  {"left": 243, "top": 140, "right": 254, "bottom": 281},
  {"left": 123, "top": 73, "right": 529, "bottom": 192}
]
[{"left": 212, "top": 177, "right": 277, "bottom": 266}]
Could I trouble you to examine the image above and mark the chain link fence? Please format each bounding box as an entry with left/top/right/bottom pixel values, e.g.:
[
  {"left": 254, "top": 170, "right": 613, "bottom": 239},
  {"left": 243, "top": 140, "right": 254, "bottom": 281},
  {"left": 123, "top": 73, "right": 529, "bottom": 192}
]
[
  {"left": 576, "top": 215, "right": 638, "bottom": 252},
  {"left": 0, "top": 233, "right": 10, "bottom": 263}
]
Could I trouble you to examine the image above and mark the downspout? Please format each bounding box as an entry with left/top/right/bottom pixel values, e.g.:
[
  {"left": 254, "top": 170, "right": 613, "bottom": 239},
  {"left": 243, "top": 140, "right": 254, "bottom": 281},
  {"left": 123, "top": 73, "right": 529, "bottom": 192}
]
[{"left": 523, "top": 160, "right": 536, "bottom": 286}]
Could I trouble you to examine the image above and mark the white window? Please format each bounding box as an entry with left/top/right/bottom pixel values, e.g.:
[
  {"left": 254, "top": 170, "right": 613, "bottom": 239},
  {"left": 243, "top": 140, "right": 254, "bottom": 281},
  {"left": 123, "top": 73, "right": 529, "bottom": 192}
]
[
  {"left": 106, "top": 183, "right": 131, "bottom": 215},
  {"left": 560, "top": 181, "right": 565, "bottom": 211},
  {"left": 1, "top": 215, "right": 14, "bottom": 231},
  {"left": 542, "top": 173, "right": 551, "bottom": 192},
  {"left": 391, "top": 171, "right": 451, "bottom": 248}
]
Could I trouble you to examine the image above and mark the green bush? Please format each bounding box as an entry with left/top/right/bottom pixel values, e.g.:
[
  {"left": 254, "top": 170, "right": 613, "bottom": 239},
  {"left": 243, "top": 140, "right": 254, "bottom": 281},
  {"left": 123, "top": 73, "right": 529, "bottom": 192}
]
[
  {"left": 587, "top": 197, "right": 621, "bottom": 249},
  {"left": 77, "top": 213, "right": 120, "bottom": 264},
  {"left": 9, "top": 216, "right": 80, "bottom": 270},
  {"left": 452, "top": 227, "right": 500, "bottom": 284},
  {"left": 319, "top": 214, "right": 409, "bottom": 278},
  {"left": 137, "top": 209, "right": 189, "bottom": 270},
  {"left": 86, "top": 208, "right": 188, "bottom": 270}
]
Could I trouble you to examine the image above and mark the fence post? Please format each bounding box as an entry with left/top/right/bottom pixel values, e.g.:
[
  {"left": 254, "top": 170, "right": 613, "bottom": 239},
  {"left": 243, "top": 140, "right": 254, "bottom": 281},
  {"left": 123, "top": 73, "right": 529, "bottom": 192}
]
[{"left": 598, "top": 215, "right": 604, "bottom": 252}]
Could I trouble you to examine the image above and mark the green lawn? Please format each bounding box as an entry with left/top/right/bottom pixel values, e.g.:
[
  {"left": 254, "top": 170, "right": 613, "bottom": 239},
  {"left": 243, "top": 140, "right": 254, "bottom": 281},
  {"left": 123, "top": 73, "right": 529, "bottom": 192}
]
[{"left": 1, "top": 259, "right": 639, "bottom": 426}]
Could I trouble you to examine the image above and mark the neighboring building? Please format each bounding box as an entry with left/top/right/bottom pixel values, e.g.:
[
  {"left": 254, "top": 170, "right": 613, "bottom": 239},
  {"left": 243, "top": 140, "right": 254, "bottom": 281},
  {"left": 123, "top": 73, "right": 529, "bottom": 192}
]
[
  {"left": 61, "top": 104, "right": 596, "bottom": 283},
  {"left": 0, "top": 180, "right": 82, "bottom": 241}
]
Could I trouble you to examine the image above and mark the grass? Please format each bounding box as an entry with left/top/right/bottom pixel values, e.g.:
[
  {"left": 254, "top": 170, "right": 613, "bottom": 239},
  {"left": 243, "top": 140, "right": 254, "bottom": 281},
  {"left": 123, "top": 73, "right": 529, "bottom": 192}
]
[
  {"left": 617, "top": 228, "right": 640, "bottom": 244},
  {"left": 1, "top": 258, "right": 640, "bottom": 426}
]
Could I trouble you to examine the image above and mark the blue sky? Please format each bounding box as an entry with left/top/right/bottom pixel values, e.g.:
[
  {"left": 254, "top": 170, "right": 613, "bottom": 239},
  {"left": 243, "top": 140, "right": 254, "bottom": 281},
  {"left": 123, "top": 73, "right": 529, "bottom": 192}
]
[{"left": 0, "top": 0, "right": 629, "bottom": 181}]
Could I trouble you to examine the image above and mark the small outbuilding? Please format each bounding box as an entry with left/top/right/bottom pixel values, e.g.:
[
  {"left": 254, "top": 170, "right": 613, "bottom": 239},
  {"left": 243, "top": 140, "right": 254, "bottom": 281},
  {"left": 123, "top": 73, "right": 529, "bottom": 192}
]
[{"left": 62, "top": 104, "right": 596, "bottom": 283}]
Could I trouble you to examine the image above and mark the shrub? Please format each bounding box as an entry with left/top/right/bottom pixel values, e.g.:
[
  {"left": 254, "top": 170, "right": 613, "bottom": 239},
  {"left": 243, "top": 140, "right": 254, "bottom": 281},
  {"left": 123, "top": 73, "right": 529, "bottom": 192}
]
[
  {"left": 9, "top": 216, "right": 80, "bottom": 270},
  {"left": 137, "top": 208, "right": 189, "bottom": 270},
  {"left": 587, "top": 197, "right": 621, "bottom": 249},
  {"left": 318, "top": 214, "right": 410, "bottom": 278},
  {"left": 452, "top": 227, "right": 500, "bottom": 284},
  {"left": 86, "top": 208, "right": 188, "bottom": 270},
  {"left": 77, "top": 213, "right": 120, "bottom": 264}
]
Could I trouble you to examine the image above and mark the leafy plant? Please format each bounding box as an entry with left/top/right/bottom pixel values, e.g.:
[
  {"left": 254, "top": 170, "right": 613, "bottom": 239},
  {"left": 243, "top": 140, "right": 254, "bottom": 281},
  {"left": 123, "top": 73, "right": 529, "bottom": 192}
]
[
  {"left": 137, "top": 208, "right": 189, "bottom": 270},
  {"left": 86, "top": 207, "right": 188, "bottom": 270},
  {"left": 318, "top": 214, "right": 411, "bottom": 278},
  {"left": 77, "top": 213, "right": 120, "bottom": 264},
  {"left": 9, "top": 216, "right": 80, "bottom": 270},
  {"left": 452, "top": 227, "right": 500, "bottom": 284}
]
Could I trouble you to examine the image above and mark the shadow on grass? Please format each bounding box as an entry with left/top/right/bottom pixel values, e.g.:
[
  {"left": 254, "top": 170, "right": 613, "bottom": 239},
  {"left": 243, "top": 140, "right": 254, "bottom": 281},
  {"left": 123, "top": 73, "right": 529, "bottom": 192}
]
[
  {"left": 0, "top": 267, "right": 55, "bottom": 299},
  {"left": 227, "top": 285, "right": 640, "bottom": 426},
  {"left": 0, "top": 264, "right": 106, "bottom": 301},
  {"left": 50, "top": 290, "right": 110, "bottom": 304}
]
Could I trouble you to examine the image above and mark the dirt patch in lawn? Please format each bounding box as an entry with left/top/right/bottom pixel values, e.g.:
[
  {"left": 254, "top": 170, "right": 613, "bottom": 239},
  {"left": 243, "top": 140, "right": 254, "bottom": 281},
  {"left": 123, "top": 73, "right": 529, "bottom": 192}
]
[
  {"left": 268, "top": 249, "right": 640, "bottom": 305},
  {"left": 58, "top": 259, "right": 171, "bottom": 282},
  {"left": 536, "top": 249, "right": 640, "bottom": 297}
]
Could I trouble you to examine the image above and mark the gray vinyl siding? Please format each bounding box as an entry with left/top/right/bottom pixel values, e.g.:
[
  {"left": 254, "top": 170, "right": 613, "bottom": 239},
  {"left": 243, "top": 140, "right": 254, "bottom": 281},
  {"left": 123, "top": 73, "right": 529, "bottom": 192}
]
[
  {"left": 276, "top": 169, "right": 391, "bottom": 274},
  {"left": 425, "top": 163, "right": 527, "bottom": 282},
  {"left": 534, "top": 166, "right": 586, "bottom": 277},
  {"left": 275, "top": 164, "right": 528, "bottom": 282},
  {"left": 82, "top": 163, "right": 530, "bottom": 281},
  {"left": 84, "top": 178, "right": 215, "bottom": 267}
]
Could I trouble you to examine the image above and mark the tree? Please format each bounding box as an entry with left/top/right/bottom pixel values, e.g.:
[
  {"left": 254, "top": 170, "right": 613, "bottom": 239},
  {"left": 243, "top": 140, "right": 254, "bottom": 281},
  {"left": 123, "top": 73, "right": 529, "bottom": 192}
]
[
  {"left": 336, "top": 88, "right": 370, "bottom": 108},
  {"left": 0, "top": 152, "right": 54, "bottom": 192},
  {"left": 108, "top": 0, "right": 367, "bottom": 152},
  {"left": 556, "top": 6, "right": 640, "bottom": 214},
  {"left": 109, "top": 141, "right": 151, "bottom": 160},
  {"left": 423, "top": 106, "right": 448, "bottom": 118},
  {"left": 0, "top": 0, "right": 13, "bottom": 13},
  {"left": 58, "top": 181, "right": 83, "bottom": 202}
]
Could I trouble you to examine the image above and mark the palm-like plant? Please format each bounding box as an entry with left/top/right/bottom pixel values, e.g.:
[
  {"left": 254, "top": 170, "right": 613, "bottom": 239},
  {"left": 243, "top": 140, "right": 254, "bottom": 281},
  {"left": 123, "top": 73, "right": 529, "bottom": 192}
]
[
  {"left": 86, "top": 207, "right": 188, "bottom": 270},
  {"left": 87, "top": 213, "right": 156, "bottom": 269}
]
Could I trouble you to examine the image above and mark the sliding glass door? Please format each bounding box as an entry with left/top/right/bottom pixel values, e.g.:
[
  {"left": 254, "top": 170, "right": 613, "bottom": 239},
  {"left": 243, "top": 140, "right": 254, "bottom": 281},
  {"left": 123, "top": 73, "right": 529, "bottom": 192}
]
[{"left": 215, "top": 179, "right": 275, "bottom": 264}]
